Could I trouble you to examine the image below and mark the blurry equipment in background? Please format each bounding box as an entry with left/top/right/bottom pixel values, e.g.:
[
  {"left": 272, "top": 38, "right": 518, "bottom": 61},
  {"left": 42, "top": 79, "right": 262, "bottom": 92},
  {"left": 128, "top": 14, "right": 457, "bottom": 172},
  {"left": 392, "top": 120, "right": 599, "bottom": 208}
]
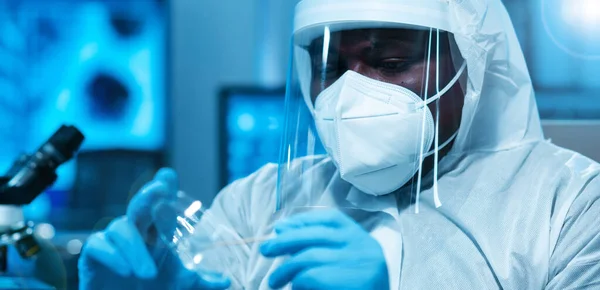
[
  {"left": 219, "top": 87, "right": 315, "bottom": 188},
  {"left": 1, "top": 0, "right": 167, "bottom": 207},
  {"left": 219, "top": 87, "right": 285, "bottom": 187},
  {"left": 0, "top": 126, "right": 84, "bottom": 206},
  {"left": 1, "top": 0, "right": 167, "bottom": 289},
  {"left": 0, "top": 125, "right": 84, "bottom": 289},
  {"left": 29, "top": 0, "right": 167, "bottom": 222},
  {"left": 0, "top": 1, "right": 167, "bottom": 222},
  {"left": 64, "top": 150, "right": 164, "bottom": 230}
]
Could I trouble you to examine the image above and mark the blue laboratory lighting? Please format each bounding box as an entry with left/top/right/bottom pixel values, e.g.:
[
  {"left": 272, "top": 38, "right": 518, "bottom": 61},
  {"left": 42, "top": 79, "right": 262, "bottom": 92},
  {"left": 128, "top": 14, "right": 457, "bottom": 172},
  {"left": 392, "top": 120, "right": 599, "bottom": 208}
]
[{"left": 527, "top": 0, "right": 600, "bottom": 119}]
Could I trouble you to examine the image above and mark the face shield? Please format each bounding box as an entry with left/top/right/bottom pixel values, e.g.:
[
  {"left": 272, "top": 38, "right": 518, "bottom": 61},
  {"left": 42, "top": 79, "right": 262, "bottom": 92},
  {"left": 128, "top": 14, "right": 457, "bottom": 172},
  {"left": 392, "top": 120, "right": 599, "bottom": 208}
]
[{"left": 277, "top": 20, "right": 467, "bottom": 214}]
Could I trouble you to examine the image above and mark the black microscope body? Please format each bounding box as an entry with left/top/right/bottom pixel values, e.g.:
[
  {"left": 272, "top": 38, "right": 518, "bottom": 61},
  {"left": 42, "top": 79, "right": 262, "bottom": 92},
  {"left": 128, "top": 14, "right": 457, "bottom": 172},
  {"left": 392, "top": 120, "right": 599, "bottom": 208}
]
[{"left": 0, "top": 125, "right": 84, "bottom": 272}]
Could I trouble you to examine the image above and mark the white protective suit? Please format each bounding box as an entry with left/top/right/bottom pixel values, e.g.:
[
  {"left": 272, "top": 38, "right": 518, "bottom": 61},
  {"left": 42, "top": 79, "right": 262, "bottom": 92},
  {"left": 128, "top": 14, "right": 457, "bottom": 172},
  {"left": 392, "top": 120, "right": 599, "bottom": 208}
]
[{"left": 203, "top": 0, "right": 600, "bottom": 289}]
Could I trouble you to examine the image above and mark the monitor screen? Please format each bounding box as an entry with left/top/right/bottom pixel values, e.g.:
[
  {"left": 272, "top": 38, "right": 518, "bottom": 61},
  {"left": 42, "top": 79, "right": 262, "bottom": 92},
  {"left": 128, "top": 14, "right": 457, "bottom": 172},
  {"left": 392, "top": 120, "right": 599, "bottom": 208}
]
[{"left": 220, "top": 88, "right": 287, "bottom": 187}]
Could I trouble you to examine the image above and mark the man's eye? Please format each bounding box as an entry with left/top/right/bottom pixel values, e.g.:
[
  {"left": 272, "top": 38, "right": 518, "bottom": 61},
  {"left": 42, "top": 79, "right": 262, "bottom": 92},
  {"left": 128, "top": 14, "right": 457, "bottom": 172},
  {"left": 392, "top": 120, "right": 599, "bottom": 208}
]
[{"left": 377, "top": 59, "right": 411, "bottom": 72}]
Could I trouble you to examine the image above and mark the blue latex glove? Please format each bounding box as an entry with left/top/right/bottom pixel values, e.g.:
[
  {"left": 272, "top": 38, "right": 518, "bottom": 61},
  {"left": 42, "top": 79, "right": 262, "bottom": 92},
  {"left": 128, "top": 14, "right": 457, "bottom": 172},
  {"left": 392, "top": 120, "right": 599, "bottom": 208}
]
[
  {"left": 260, "top": 210, "right": 389, "bottom": 290},
  {"left": 78, "top": 168, "right": 231, "bottom": 290}
]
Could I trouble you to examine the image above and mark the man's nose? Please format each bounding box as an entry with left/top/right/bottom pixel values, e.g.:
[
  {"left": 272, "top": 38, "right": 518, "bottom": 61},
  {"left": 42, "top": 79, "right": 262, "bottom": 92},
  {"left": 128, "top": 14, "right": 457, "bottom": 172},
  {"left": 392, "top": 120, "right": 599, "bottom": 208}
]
[{"left": 347, "top": 60, "right": 375, "bottom": 79}]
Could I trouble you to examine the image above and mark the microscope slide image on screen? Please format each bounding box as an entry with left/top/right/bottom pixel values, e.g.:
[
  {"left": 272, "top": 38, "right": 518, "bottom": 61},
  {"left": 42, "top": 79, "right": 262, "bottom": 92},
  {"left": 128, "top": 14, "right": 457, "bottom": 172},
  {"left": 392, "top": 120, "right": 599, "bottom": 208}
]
[
  {"left": 0, "top": 0, "right": 167, "bottom": 220},
  {"left": 24, "top": 0, "right": 167, "bottom": 152},
  {"left": 223, "top": 91, "right": 286, "bottom": 185},
  {"left": 221, "top": 88, "right": 326, "bottom": 187}
]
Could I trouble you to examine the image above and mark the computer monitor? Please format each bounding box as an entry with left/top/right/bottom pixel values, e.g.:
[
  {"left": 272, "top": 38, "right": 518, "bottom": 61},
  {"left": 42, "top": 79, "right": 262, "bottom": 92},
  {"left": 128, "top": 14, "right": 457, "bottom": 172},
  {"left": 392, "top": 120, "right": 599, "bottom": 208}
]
[{"left": 219, "top": 87, "right": 288, "bottom": 188}]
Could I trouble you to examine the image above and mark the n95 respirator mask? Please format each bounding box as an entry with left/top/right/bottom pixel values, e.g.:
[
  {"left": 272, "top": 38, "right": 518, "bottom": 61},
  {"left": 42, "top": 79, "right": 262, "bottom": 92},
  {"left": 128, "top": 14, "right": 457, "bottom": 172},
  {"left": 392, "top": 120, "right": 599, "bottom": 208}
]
[{"left": 313, "top": 70, "right": 459, "bottom": 196}]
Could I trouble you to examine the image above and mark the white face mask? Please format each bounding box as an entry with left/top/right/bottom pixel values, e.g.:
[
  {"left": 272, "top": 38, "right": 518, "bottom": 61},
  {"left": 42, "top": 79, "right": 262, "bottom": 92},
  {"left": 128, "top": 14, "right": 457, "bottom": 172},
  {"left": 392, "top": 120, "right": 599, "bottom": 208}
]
[{"left": 313, "top": 65, "right": 465, "bottom": 197}]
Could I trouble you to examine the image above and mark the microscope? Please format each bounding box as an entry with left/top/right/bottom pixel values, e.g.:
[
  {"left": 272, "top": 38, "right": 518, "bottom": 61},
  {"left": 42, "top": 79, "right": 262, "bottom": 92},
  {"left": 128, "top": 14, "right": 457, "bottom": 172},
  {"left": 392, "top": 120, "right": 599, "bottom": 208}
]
[{"left": 0, "top": 125, "right": 84, "bottom": 287}]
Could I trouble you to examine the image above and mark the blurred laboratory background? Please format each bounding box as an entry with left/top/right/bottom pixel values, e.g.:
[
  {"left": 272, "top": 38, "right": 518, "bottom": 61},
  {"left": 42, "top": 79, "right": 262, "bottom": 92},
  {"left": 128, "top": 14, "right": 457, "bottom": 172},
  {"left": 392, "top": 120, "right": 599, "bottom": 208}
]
[{"left": 0, "top": 0, "right": 598, "bottom": 288}]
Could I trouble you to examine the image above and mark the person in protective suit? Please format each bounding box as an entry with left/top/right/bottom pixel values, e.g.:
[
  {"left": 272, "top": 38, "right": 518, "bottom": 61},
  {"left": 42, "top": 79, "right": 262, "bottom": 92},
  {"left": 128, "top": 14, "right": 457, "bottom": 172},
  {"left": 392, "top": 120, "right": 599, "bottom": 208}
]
[{"left": 79, "top": 0, "right": 600, "bottom": 289}]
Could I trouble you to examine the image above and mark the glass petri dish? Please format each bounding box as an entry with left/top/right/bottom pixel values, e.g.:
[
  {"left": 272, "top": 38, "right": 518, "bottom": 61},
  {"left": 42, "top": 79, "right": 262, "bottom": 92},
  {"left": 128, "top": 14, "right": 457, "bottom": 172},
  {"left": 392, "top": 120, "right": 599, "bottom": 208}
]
[{"left": 151, "top": 191, "right": 256, "bottom": 288}]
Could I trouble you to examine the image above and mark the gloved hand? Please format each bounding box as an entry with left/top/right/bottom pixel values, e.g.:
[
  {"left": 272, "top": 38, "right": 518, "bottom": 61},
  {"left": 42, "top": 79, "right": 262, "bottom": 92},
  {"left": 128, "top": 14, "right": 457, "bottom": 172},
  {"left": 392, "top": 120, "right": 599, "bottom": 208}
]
[
  {"left": 78, "top": 168, "right": 231, "bottom": 290},
  {"left": 260, "top": 210, "right": 389, "bottom": 290}
]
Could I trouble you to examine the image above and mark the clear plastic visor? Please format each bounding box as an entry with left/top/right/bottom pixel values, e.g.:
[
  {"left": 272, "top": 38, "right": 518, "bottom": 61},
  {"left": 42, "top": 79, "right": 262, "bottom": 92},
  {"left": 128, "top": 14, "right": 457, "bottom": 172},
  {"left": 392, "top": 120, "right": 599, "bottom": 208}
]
[{"left": 276, "top": 23, "right": 467, "bottom": 214}]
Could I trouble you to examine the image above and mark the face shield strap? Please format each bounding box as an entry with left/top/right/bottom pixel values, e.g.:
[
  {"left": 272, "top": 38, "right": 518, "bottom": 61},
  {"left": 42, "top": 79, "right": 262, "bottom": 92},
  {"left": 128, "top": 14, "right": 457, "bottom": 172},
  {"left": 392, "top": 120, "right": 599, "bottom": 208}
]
[
  {"left": 433, "top": 28, "right": 442, "bottom": 209},
  {"left": 414, "top": 28, "right": 434, "bottom": 214},
  {"left": 414, "top": 28, "right": 465, "bottom": 214}
]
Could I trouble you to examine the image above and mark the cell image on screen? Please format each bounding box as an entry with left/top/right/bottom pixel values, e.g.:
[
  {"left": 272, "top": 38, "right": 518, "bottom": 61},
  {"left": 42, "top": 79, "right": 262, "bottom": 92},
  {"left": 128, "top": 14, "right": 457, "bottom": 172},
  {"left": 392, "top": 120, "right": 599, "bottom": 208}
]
[
  {"left": 223, "top": 92, "right": 286, "bottom": 184},
  {"left": 27, "top": 0, "right": 167, "bottom": 152}
]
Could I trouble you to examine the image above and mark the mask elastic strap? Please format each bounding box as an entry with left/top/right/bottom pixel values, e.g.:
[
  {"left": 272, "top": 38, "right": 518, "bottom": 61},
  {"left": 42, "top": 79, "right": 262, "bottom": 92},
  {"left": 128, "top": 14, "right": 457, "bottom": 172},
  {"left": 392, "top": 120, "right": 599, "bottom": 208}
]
[
  {"left": 416, "top": 60, "right": 467, "bottom": 109},
  {"left": 422, "top": 129, "right": 457, "bottom": 159},
  {"left": 415, "top": 28, "right": 434, "bottom": 214}
]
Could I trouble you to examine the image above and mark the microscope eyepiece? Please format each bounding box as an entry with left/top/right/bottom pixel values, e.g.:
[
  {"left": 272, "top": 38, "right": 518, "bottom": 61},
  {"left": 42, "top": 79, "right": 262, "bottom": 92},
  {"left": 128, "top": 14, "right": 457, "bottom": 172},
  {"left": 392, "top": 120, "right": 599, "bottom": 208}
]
[{"left": 40, "top": 125, "right": 85, "bottom": 168}]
